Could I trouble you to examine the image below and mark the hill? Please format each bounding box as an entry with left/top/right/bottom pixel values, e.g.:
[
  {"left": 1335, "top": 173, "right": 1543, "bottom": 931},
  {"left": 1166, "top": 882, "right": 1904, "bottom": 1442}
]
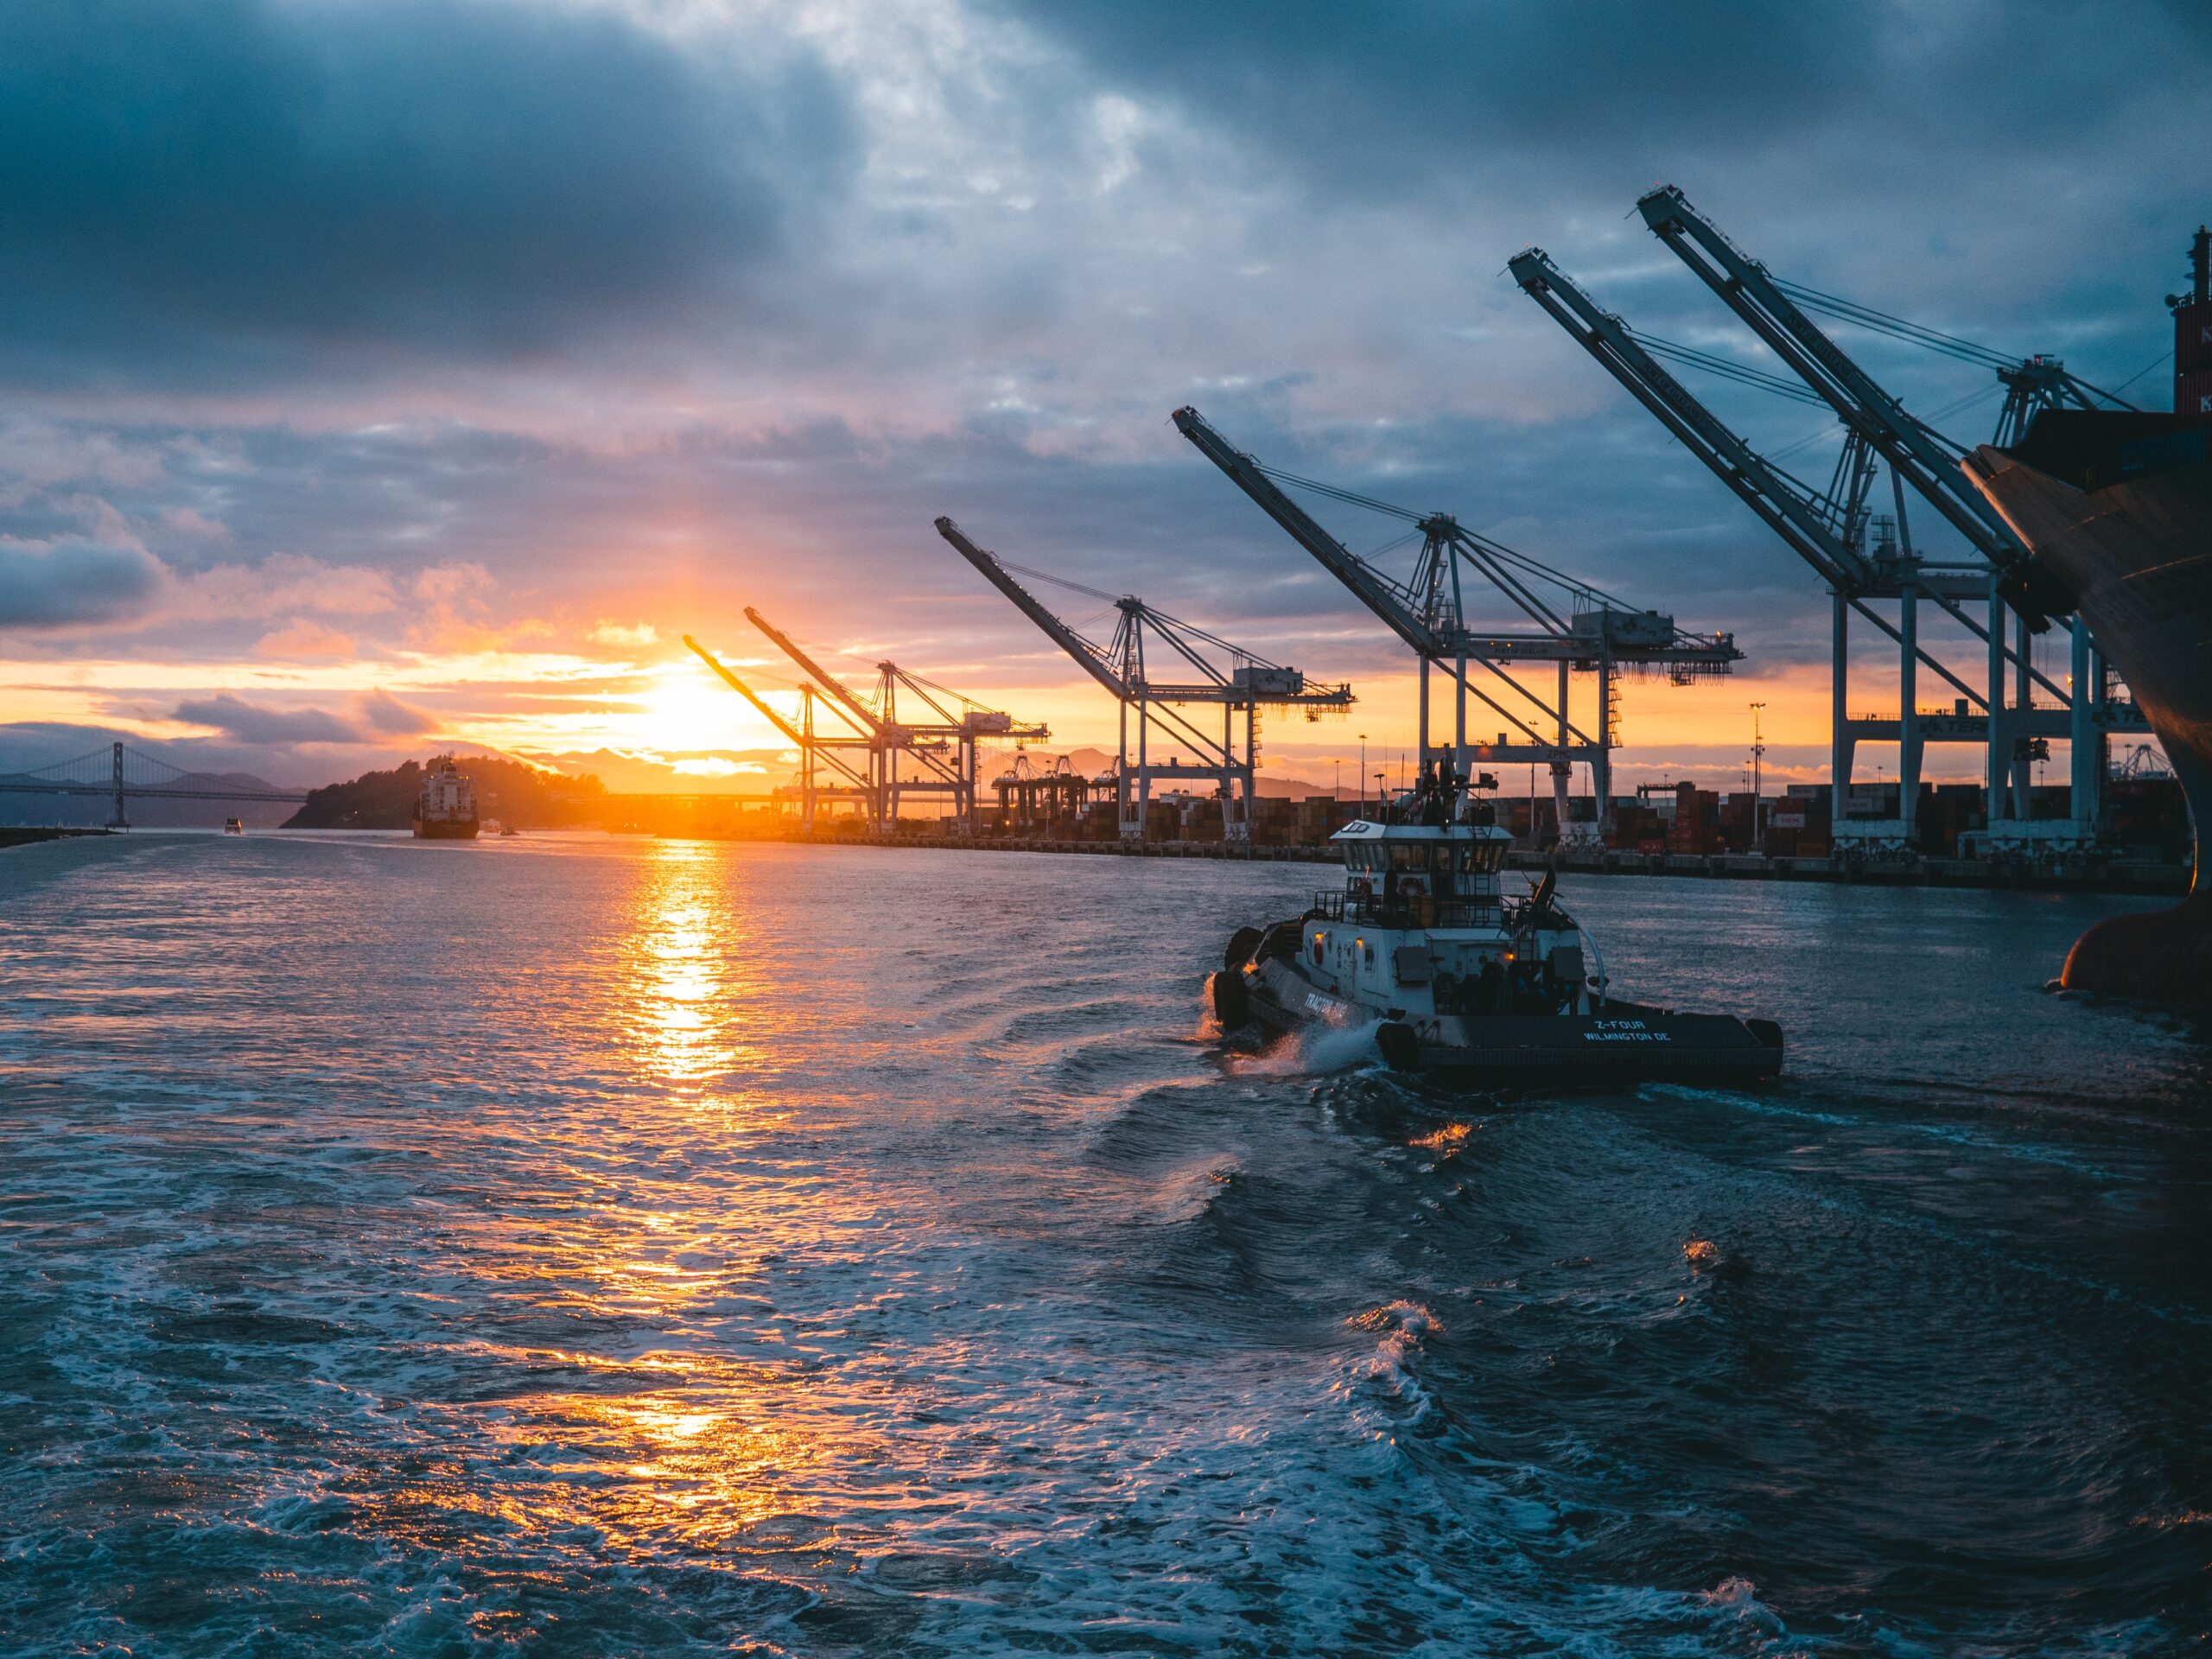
[{"left": 284, "top": 755, "right": 606, "bottom": 830}]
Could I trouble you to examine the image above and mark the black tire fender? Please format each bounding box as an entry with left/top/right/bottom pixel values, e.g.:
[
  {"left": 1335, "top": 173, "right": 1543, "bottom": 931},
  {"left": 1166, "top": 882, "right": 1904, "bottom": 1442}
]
[
  {"left": 1211, "top": 969, "right": 1252, "bottom": 1030},
  {"left": 1375, "top": 1021, "right": 1421, "bottom": 1072},
  {"left": 1224, "top": 925, "right": 1264, "bottom": 970}
]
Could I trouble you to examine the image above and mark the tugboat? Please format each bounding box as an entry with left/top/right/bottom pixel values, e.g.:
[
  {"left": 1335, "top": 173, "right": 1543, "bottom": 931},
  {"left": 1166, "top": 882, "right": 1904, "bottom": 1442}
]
[
  {"left": 412, "top": 756, "right": 480, "bottom": 841},
  {"left": 222, "top": 817, "right": 244, "bottom": 836},
  {"left": 1212, "top": 765, "right": 1783, "bottom": 1082}
]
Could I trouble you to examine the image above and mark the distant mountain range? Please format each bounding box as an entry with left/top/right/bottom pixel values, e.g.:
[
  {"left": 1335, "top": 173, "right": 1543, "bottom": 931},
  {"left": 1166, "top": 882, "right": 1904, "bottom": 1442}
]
[{"left": 0, "top": 739, "right": 1352, "bottom": 834}]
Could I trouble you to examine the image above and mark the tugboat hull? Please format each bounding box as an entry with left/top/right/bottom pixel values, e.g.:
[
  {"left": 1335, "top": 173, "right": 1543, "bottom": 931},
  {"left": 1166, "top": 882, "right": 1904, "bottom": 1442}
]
[{"left": 1223, "top": 956, "right": 1783, "bottom": 1084}]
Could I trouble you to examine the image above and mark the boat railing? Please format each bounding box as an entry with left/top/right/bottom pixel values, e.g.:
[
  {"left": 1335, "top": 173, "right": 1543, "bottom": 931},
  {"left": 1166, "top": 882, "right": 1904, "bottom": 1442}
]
[{"left": 1310, "top": 890, "right": 1501, "bottom": 930}]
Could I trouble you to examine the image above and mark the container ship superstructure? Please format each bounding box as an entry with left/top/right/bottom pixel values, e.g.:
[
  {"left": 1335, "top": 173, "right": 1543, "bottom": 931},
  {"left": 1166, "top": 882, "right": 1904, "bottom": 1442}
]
[
  {"left": 1963, "top": 227, "right": 2212, "bottom": 1002},
  {"left": 412, "top": 756, "right": 480, "bottom": 841}
]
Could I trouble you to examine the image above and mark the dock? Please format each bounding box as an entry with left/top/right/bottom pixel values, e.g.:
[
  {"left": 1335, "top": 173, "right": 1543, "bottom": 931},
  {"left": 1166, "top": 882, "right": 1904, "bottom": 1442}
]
[{"left": 686, "top": 825, "right": 2191, "bottom": 896}]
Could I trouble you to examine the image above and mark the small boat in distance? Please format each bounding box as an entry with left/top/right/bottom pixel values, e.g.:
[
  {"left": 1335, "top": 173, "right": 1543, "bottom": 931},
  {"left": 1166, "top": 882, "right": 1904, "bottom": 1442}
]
[
  {"left": 1212, "top": 765, "right": 1783, "bottom": 1083},
  {"left": 413, "top": 757, "right": 480, "bottom": 841},
  {"left": 223, "top": 817, "right": 244, "bottom": 836}
]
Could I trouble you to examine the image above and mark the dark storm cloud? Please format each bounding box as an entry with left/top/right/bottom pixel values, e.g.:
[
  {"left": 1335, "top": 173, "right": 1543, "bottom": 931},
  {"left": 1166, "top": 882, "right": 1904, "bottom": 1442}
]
[
  {"left": 0, "top": 536, "right": 167, "bottom": 627},
  {"left": 173, "top": 689, "right": 434, "bottom": 745},
  {"left": 999, "top": 0, "right": 2212, "bottom": 201},
  {"left": 0, "top": 0, "right": 852, "bottom": 384},
  {"left": 4, "top": 0, "right": 2206, "bottom": 775},
  {"left": 993, "top": 0, "right": 1864, "bottom": 204},
  {"left": 354, "top": 689, "right": 437, "bottom": 737}
]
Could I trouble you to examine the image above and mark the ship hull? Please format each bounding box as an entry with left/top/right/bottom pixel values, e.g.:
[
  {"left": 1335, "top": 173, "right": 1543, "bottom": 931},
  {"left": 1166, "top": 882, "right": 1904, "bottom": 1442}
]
[
  {"left": 412, "top": 817, "right": 480, "bottom": 841},
  {"left": 1966, "top": 429, "right": 2212, "bottom": 1003},
  {"left": 1218, "top": 953, "right": 1783, "bottom": 1084}
]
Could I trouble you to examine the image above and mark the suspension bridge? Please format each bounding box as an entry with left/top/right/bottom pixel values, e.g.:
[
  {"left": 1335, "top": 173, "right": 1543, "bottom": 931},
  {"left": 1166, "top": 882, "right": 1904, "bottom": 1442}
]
[{"left": 0, "top": 741, "right": 308, "bottom": 828}]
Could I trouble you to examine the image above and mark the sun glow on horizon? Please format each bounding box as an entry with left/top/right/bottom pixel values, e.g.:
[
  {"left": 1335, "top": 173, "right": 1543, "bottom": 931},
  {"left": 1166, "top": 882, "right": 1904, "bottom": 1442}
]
[{"left": 631, "top": 660, "right": 780, "bottom": 753}]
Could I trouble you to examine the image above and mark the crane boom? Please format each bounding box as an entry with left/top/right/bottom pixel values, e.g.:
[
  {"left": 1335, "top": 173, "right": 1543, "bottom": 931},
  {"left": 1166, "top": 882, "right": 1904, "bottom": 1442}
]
[
  {"left": 743, "top": 607, "right": 884, "bottom": 734},
  {"left": 1507, "top": 247, "right": 1873, "bottom": 594},
  {"left": 1509, "top": 247, "right": 2008, "bottom": 710},
  {"left": 1170, "top": 406, "right": 1442, "bottom": 656},
  {"left": 1634, "top": 185, "right": 2069, "bottom": 626},
  {"left": 683, "top": 634, "right": 810, "bottom": 746},
  {"left": 933, "top": 517, "right": 1132, "bottom": 698},
  {"left": 683, "top": 633, "right": 878, "bottom": 794}
]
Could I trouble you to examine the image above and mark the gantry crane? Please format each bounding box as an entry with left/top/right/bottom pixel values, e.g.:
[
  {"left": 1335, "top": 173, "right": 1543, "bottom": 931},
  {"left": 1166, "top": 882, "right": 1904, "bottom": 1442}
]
[
  {"left": 683, "top": 634, "right": 876, "bottom": 831},
  {"left": 1640, "top": 185, "right": 2147, "bottom": 838},
  {"left": 743, "top": 607, "right": 1046, "bottom": 832},
  {"left": 1172, "top": 405, "right": 1738, "bottom": 844},
  {"left": 1637, "top": 187, "right": 2134, "bottom": 616},
  {"left": 935, "top": 516, "right": 1354, "bottom": 842},
  {"left": 992, "top": 753, "right": 1090, "bottom": 833},
  {"left": 1515, "top": 194, "right": 2146, "bottom": 849}
]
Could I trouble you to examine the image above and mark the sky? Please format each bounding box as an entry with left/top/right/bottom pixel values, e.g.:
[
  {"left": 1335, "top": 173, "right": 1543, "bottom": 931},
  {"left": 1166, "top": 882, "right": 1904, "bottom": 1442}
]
[{"left": 1, "top": 0, "right": 2205, "bottom": 797}]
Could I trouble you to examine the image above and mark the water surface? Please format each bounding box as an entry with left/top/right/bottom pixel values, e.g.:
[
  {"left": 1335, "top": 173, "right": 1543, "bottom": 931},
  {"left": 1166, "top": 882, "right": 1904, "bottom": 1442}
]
[{"left": 1, "top": 833, "right": 2205, "bottom": 1656}]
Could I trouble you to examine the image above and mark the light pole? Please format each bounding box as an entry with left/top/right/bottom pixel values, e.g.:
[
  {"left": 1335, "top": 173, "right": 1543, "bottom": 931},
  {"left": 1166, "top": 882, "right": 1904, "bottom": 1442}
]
[
  {"left": 1358, "top": 734, "right": 1367, "bottom": 818},
  {"left": 1750, "top": 701, "right": 1767, "bottom": 842}
]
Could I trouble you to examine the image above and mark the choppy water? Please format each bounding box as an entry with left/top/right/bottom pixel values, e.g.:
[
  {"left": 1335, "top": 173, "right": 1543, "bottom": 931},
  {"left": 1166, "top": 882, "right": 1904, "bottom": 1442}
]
[{"left": 1, "top": 832, "right": 2206, "bottom": 1657}]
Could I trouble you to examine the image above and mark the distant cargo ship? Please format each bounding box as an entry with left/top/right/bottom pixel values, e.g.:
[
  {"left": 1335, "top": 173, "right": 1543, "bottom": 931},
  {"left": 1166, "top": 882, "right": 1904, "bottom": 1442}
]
[
  {"left": 1962, "top": 227, "right": 2212, "bottom": 1003},
  {"left": 412, "top": 756, "right": 480, "bottom": 841}
]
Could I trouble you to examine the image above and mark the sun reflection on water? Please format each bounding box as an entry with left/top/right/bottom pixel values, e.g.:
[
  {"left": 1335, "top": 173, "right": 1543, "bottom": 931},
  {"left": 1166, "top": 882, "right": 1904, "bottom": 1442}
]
[
  {"left": 340, "top": 842, "right": 868, "bottom": 1564},
  {"left": 623, "top": 840, "right": 755, "bottom": 1084}
]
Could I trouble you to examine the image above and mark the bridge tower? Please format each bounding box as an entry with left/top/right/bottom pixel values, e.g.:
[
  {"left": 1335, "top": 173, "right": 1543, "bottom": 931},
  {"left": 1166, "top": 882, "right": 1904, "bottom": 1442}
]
[{"left": 108, "top": 741, "right": 129, "bottom": 830}]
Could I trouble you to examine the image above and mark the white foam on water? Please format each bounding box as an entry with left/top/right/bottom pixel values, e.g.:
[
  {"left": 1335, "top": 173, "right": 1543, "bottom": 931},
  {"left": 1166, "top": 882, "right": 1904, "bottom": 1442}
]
[
  {"left": 1, "top": 837, "right": 2196, "bottom": 1657},
  {"left": 1232, "top": 1018, "right": 1385, "bottom": 1078}
]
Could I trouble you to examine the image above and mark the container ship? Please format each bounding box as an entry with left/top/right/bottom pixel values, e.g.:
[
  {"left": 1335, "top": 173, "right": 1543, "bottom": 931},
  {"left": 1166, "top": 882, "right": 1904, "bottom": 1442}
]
[
  {"left": 412, "top": 756, "right": 480, "bottom": 841},
  {"left": 1962, "top": 227, "right": 2212, "bottom": 1003}
]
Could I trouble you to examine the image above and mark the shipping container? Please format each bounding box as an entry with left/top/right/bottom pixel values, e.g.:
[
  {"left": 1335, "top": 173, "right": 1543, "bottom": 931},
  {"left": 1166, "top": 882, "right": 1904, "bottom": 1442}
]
[
  {"left": 2177, "top": 299, "right": 2212, "bottom": 374},
  {"left": 2177, "top": 366, "right": 2212, "bottom": 419}
]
